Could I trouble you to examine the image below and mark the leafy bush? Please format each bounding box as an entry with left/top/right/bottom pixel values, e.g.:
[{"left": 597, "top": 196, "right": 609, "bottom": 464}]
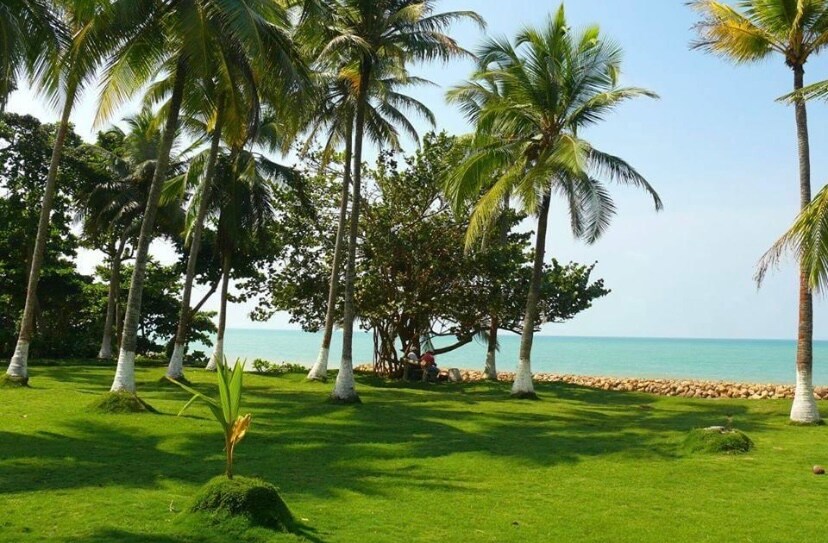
[{"left": 251, "top": 359, "right": 306, "bottom": 375}]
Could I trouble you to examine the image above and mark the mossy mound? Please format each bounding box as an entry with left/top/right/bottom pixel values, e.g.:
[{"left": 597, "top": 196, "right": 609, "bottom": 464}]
[
  {"left": 684, "top": 427, "right": 754, "bottom": 454},
  {"left": 0, "top": 374, "right": 29, "bottom": 388},
  {"left": 189, "top": 476, "right": 293, "bottom": 531},
  {"left": 89, "top": 391, "right": 157, "bottom": 414}
]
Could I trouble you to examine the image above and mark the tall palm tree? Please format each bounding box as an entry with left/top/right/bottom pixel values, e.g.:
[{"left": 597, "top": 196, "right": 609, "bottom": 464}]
[
  {"left": 99, "top": 0, "right": 305, "bottom": 393},
  {"left": 200, "top": 149, "right": 281, "bottom": 370},
  {"left": 303, "top": 61, "right": 436, "bottom": 382},
  {"left": 320, "top": 0, "right": 484, "bottom": 403},
  {"left": 691, "top": 0, "right": 828, "bottom": 423},
  {"left": 77, "top": 109, "right": 186, "bottom": 359},
  {"left": 5, "top": 0, "right": 111, "bottom": 384},
  {"left": 447, "top": 6, "right": 661, "bottom": 398}
]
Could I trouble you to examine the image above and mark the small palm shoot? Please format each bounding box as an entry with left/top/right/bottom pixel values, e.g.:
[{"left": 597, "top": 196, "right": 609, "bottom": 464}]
[{"left": 167, "top": 358, "right": 251, "bottom": 479}]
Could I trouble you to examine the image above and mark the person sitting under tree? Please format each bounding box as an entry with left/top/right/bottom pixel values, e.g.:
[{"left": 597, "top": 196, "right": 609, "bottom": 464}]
[{"left": 420, "top": 350, "right": 439, "bottom": 382}]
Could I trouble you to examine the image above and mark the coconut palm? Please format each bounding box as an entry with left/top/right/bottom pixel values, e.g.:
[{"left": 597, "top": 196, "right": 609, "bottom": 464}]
[
  {"left": 318, "top": 0, "right": 484, "bottom": 403},
  {"left": 76, "top": 109, "right": 187, "bottom": 359},
  {"left": 100, "top": 0, "right": 305, "bottom": 393},
  {"left": 5, "top": 0, "right": 114, "bottom": 384},
  {"left": 691, "top": 0, "right": 828, "bottom": 423},
  {"left": 303, "top": 61, "right": 436, "bottom": 382},
  {"left": 200, "top": 149, "right": 282, "bottom": 371},
  {"left": 447, "top": 6, "right": 661, "bottom": 398}
]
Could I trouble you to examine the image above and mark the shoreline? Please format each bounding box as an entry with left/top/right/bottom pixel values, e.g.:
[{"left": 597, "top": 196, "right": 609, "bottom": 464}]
[{"left": 353, "top": 364, "right": 827, "bottom": 400}]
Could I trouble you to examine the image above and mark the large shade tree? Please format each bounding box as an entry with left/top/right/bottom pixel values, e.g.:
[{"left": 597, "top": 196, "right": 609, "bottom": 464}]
[
  {"left": 319, "top": 0, "right": 484, "bottom": 403},
  {"left": 447, "top": 6, "right": 661, "bottom": 398},
  {"left": 691, "top": 0, "right": 828, "bottom": 423}
]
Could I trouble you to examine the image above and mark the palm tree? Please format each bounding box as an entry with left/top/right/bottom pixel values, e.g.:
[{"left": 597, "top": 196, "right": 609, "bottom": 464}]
[
  {"left": 0, "top": 0, "right": 64, "bottom": 112},
  {"left": 77, "top": 109, "right": 185, "bottom": 359},
  {"left": 5, "top": 0, "right": 110, "bottom": 384},
  {"left": 691, "top": 0, "right": 828, "bottom": 423},
  {"left": 303, "top": 61, "right": 436, "bottom": 382},
  {"left": 320, "top": 0, "right": 484, "bottom": 403},
  {"left": 100, "top": 0, "right": 305, "bottom": 393},
  {"left": 447, "top": 6, "right": 661, "bottom": 398},
  {"left": 201, "top": 149, "right": 281, "bottom": 371}
]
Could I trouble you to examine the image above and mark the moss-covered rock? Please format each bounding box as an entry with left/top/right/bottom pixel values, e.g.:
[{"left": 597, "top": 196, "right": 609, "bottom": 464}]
[
  {"left": 189, "top": 476, "right": 293, "bottom": 531},
  {"left": 0, "top": 374, "right": 29, "bottom": 388},
  {"left": 684, "top": 427, "right": 754, "bottom": 454},
  {"left": 89, "top": 391, "right": 157, "bottom": 414}
]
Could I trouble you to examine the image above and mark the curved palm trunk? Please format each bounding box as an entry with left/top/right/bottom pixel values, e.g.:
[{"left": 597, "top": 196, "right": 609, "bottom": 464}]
[
  {"left": 98, "top": 236, "right": 126, "bottom": 360},
  {"left": 308, "top": 119, "right": 354, "bottom": 382},
  {"left": 332, "top": 63, "right": 371, "bottom": 403},
  {"left": 791, "top": 65, "right": 820, "bottom": 423},
  {"left": 167, "top": 100, "right": 226, "bottom": 379},
  {"left": 111, "top": 58, "right": 187, "bottom": 393},
  {"left": 207, "top": 256, "right": 231, "bottom": 371},
  {"left": 6, "top": 80, "right": 78, "bottom": 383},
  {"left": 512, "top": 192, "right": 551, "bottom": 398}
]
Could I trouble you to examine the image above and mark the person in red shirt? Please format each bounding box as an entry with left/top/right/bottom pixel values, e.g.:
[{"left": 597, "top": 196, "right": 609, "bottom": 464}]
[{"left": 420, "top": 351, "right": 438, "bottom": 380}]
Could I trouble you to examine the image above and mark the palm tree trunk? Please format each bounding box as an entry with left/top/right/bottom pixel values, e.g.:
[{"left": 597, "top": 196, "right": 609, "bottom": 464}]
[
  {"left": 111, "top": 57, "right": 187, "bottom": 393},
  {"left": 332, "top": 62, "right": 372, "bottom": 403},
  {"left": 167, "top": 98, "right": 226, "bottom": 379},
  {"left": 6, "top": 80, "right": 78, "bottom": 383},
  {"left": 98, "top": 237, "right": 126, "bottom": 360},
  {"left": 791, "top": 65, "right": 820, "bottom": 423},
  {"left": 207, "top": 256, "right": 231, "bottom": 371},
  {"left": 512, "top": 192, "right": 551, "bottom": 398},
  {"left": 485, "top": 195, "right": 511, "bottom": 381},
  {"left": 308, "top": 118, "right": 354, "bottom": 382}
]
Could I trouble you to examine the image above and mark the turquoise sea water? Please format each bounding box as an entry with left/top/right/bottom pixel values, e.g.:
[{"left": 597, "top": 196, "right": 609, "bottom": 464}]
[{"left": 202, "top": 329, "right": 828, "bottom": 385}]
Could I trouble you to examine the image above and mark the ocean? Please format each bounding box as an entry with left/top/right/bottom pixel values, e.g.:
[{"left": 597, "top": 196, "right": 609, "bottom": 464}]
[{"left": 199, "top": 328, "right": 828, "bottom": 385}]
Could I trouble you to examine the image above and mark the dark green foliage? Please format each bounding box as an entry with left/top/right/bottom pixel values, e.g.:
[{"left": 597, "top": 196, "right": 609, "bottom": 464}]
[
  {"left": 684, "top": 427, "right": 754, "bottom": 454},
  {"left": 188, "top": 476, "right": 293, "bottom": 531},
  {"left": 0, "top": 113, "right": 108, "bottom": 358},
  {"left": 90, "top": 391, "right": 157, "bottom": 414}
]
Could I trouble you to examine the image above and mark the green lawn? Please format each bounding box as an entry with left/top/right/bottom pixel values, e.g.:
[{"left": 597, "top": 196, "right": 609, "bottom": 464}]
[{"left": 1, "top": 362, "right": 826, "bottom": 542}]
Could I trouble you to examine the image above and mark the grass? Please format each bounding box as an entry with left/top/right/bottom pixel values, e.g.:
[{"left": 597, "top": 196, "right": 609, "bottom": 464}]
[{"left": 0, "top": 363, "right": 826, "bottom": 542}]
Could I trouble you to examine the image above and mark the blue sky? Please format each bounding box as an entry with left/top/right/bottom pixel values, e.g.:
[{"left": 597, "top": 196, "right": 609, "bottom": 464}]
[{"left": 9, "top": 0, "right": 828, "bottom": 340}]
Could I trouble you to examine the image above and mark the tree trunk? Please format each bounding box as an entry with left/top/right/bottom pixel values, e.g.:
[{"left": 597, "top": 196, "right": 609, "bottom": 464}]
[
  {"left": 308, "top": 118, "right": 354, "bottom": 382},
  {"left": 485, "top": 316, "right": 499, "bottom": 381},
  {"left": 167, "top": 98, "right": 226, "bottom": 379},
  {"left": 332, "top": 62, "right": 372, "bottom": 404},
  {"left": 791, "top": 65, "right": 820, "bottom": 423},
  {"left": 485, "top": 195, "right": 510, "bottom": 381},
  {"left": 512, "top": 192, "right": 551, "bottom": 398},
  {"left": 207, "top": 256, "right": 231, "bottom": 371},
  {"left": 111, "top": 57, "right": 187, "bottom": 393},
  {"left": 6, "top": 80, "right": 78, "bottom": 383},
  {"left": 98, "top": 237, "right": 126, "bottom": 360}
]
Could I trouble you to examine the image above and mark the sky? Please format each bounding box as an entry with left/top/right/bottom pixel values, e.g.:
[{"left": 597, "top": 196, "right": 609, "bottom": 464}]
[{"left": 8, "top": 0, "right": 828, "bottom": 340}]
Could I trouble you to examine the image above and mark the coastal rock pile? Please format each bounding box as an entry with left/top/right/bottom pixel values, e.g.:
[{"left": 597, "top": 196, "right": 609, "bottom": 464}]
[{"left": 353, "top": 364, "right": 827, "bottom": 400}]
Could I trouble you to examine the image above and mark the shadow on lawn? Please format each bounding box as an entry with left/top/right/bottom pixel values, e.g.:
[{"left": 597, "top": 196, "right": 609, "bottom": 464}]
[{"left": 0, "top": 367, "right": 776, "bottom": 534}]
